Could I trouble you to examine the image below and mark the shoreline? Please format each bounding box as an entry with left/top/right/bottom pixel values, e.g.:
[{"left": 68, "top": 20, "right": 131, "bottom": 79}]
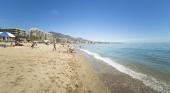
[{"left": 77, "top": 49, "right": 161, "bottom": 93}]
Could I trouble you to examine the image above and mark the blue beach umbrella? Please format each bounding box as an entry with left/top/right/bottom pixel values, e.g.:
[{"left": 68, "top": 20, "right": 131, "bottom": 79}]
[
  {"left": 0, "top": 32, "right": 15, "bottom": 46},
  {"left": 0, "top": 32, "right": 15, "bottom": 37}
]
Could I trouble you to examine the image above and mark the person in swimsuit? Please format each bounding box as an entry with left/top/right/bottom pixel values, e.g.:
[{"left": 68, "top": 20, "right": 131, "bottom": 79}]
[{"left": 53, "top": 41, "right": 56, "bottom": 51}]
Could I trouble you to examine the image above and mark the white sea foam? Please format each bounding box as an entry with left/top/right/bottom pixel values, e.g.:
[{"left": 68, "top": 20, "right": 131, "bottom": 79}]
[{"left": 80, "top": 49, "right": 170, "bottom": 93}]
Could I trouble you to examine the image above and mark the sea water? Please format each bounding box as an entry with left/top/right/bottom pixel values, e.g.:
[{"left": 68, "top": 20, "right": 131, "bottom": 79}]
[{"left": 75, "top": 43, "right": 170, "bottom": 93}]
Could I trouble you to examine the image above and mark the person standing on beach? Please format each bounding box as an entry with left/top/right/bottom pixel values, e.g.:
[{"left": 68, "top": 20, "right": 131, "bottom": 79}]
[
  {"left": 31, "top": 41, "right": 37, "bottom": 49},
  {"left": 67, "top": 44, "right": 70, "bottom": 53},
  {"left": 53, "top": 41, "right": 56, "bottom": 51}
]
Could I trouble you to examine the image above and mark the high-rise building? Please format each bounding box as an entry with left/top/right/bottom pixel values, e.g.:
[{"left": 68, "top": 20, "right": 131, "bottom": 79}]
[
  {"left": 29, "top": 28, "right": 44, "bottom": 41},
  {"left": 44, "top": 32, "right": 53, "bottom": 41}
]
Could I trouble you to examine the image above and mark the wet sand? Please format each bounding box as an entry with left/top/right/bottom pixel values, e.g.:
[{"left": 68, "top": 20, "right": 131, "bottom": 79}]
[{"left": 78, "top": 50, "right": 161, "bottom": 93}]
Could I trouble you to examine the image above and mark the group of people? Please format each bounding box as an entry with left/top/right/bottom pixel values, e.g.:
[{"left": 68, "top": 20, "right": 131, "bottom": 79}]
[
  {"left": 15, "top": 38, "right": 23, "bottom": 46},
  {"left": 53, "top": 42, "right": 74, "bottom": 53},
  {"left": 52, "top": 42, "right": 74, "bottom": 53},
  {"left": 30, "top": 40, "right": 75, "bottom": 53}
]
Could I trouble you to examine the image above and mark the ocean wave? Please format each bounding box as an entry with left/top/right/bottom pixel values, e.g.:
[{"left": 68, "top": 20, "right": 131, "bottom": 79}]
[{"left": 80, "top": 49, "right": 170, "bottom": 93}]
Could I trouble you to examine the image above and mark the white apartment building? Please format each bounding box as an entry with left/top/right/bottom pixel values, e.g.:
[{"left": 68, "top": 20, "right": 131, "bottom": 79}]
[
  {"left": 44, "top": 32, "right": 53, "bottom": 41},
  {"left": 29, "top": 28, "right": 44, "bottom": 41}
]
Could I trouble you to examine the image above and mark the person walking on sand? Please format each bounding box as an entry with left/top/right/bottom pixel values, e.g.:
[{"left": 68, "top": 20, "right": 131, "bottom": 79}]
[
  {"left": 53, "top": 41, "right": 56, "bottom": 51},
  {"left": 31, "top": 41, "right": 37, "bottom": 49}
]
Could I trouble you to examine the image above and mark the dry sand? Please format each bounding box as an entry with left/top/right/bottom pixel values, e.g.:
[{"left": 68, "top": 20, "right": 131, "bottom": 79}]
[{"left": 0, "top": 43, "right": 111, "bottom": 93}]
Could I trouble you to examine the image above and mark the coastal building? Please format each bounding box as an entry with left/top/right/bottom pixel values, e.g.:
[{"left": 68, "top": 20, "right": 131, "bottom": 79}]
[
  {"left": 67, "top": 39, "right": 74, "bottom": 44},
  {"left": 0, "top": 28, "right": 26, "bottom": 42},
  {"left": 0, "top": 28, "right": 26, "bottom": 36},
  {"left": 44, "top": 32, "right": 53, "bottom": 41},
  {"left": 73, "top": 40, "right": 79, "bottom": 44},
  {"left": 29, "top": 28, "right": 53, "bottom": 42},
  {"left": 29, "top": 28, "right": 44, "bottom": 41},
  {"left": 60, "top": 38, "right": 68, "bottom": 44}
]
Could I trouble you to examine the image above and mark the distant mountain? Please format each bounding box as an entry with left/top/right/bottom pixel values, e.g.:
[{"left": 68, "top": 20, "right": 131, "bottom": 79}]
[
  {"left": 49, "top": 31, "right": 87, "bottom": 41},
  {"left": 76, "top": 37, "right": 86, "bottom": 41}
]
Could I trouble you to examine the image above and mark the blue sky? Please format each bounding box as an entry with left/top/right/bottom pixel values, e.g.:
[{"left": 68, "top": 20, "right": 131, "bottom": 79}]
[{"left": 0, "top": 0, "right": 170, "bottom": 43}]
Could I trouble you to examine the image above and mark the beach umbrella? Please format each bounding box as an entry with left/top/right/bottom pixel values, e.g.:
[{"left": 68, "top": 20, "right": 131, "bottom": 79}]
[
  {"left": 0, "top": 32, "right": 15, "bottom": 37},
  {"left": 0, "top": 32, "right": 15, "bottom": 46}
]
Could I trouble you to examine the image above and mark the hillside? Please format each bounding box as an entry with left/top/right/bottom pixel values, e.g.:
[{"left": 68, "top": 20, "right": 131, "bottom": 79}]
[{"left": 49, "top": 31, "right": 87, "bottom": 41}]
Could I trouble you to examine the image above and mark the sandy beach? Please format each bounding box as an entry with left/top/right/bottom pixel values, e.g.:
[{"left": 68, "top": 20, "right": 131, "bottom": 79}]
[
  {"left": 0, "top": 43, "right": 162, "bottom": 93},
  {"left": 0, "top": 43, "right": 110, "bottom": 93}
]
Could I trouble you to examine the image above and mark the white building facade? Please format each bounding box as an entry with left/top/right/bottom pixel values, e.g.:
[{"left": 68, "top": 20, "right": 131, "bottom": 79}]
[
  {"left": 44, "top": 32, "right": 53, "bottom": 41},
  {"left": 29, "top": 28, "right": 44, "bottom": 41}
]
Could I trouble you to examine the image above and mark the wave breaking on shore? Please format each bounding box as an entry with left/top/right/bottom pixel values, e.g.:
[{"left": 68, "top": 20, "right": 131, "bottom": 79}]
[{"left": 80, "top": 49, "right": 170, "bottom": 93}]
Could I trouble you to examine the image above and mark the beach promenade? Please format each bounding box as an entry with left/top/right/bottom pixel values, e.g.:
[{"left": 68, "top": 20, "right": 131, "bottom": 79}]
[{"left": 0, "top": 43, "right": 110, "bottom": 93}]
